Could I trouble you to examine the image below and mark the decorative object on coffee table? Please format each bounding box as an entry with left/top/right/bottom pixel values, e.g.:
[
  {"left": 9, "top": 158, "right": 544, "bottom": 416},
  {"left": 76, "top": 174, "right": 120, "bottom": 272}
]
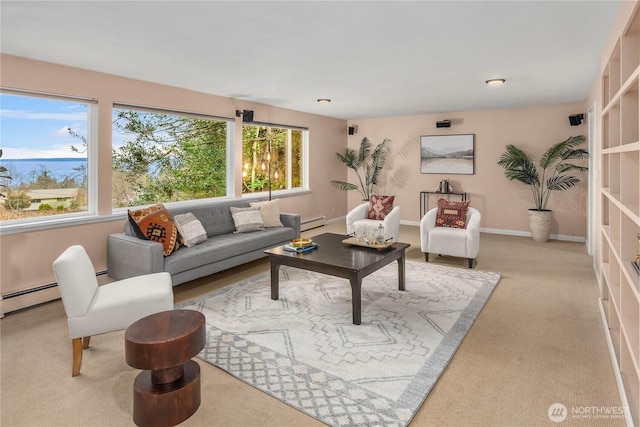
[{"left": 125, "top": 309, "right": 205, "bottom": 427}]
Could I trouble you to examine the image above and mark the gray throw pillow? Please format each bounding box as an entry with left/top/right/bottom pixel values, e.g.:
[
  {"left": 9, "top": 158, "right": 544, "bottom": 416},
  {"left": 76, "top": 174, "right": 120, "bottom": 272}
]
[
  {"left": 174, "top": 212, "right": 208, "bottom": 247},
  {"left": 230, "top": 206, "right": 264, "bottom": 233}
]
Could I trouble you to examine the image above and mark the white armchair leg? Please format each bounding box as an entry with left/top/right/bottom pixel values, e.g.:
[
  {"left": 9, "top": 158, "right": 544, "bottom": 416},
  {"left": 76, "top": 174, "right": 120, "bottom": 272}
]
[{"left": 72, "top": 338, "right": 83, "bottom": 377}]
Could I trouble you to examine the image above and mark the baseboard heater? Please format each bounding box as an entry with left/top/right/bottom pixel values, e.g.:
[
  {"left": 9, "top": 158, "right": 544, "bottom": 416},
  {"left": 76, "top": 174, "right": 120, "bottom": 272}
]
[
  {"left": 3, "top": 270, "right": 108, "bottom": 300},
  {"left": 301, "top": 216, "right": 326, "bottom": 232}
]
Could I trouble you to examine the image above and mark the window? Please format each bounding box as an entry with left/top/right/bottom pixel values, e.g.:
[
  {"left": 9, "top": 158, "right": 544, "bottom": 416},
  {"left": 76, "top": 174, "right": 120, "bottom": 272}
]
[
  {"left": 112, "top": 106, "right": 231, "bottom": 208},
  {"left": 241, "top": 124, "right": 306, "bottom": 196},
  {"left": 0, "top": 91, "right": 92, "bottom": 223}
]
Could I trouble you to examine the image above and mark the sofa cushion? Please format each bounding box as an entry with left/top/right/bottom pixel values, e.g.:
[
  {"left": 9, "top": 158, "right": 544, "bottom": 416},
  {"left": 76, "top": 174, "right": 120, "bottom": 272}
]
[
  {"left": 436, "top": 198, "right": 470, "bottom": 229},
  {"left": 128, "top": 203, "right": 180, "bottom": 256},
  {"left": 250, "top": 199, "right": 284, "bottom": 228},
  {"left": 367, "top": 195, "right": 395, "bottom": 220},
  {"left": 164, "top": 227, "right": 294, "bottom": 276},
  {"left": 174, "top": 212, "right": 207, "bottom": 247},
  {"left": 230, "top": 206, "right": 264, "bottom": 233}
]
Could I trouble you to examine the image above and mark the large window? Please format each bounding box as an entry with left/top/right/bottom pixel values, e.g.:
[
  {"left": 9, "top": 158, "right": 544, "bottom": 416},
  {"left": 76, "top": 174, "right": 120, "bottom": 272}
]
[
  {"left": 112, "top": 106, "right": 231, "bottom": 208},
  {"left": 0, "top": 92, "right": 308, "bottom": 230},
  {"left": 241, "top": 124, "right": 305, "bottom": 196},
  {"left": 0, "top": 91, "right": 91, "bottom": 222}
]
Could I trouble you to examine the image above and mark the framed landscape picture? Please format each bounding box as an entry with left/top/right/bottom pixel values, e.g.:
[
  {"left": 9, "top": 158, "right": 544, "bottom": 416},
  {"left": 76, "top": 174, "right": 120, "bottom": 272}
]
[{"left": 420, "top": 134, "right": 475, "bottom": 174}]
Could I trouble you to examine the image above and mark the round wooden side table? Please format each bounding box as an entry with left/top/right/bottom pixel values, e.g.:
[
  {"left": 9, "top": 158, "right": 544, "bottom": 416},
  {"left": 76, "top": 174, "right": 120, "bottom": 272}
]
[{"left": 125, "top": 309, "right": 206, "bottom": 427}]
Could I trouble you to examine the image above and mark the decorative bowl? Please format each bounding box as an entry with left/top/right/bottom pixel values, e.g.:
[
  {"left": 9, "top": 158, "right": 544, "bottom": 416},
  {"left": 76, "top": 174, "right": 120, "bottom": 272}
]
[{"left": 290, "top": 238, "right": 313, "bottom": 248}]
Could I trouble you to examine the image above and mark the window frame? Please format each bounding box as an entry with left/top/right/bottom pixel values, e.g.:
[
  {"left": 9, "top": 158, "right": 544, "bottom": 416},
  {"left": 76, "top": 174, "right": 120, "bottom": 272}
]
[
  {"left": 111, "top": 103, "right": 235, "bottom": 211},
  {"left": 0, "top": 89, "right": 97, "bottom": 234},
  {"left": 240, "top": 122, "right": 309, "bottom": 200},
  {"left": 0, "top": 93, "right": 311, "bottom": 235}
]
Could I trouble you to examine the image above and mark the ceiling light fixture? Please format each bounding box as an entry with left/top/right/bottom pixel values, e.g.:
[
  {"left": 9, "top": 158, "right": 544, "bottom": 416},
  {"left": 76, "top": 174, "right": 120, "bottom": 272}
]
[
  {"left": 317, "top": 98, "right": 331, "bottom": 104},
  {"left": 485, "top": 79, "right": 506, "bottom": 86}
]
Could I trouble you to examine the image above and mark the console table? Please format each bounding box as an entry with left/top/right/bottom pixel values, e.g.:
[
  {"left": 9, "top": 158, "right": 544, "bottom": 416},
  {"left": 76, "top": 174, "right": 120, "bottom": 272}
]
[{"left": 420, "top": 191, "right": 467, "bottom": 218}]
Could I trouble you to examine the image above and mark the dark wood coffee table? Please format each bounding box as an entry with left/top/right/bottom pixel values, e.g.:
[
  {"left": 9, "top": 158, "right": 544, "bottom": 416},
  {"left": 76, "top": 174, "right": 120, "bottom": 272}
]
[{"left": 265, "top": 232, "right": 410, "bottom": 325}]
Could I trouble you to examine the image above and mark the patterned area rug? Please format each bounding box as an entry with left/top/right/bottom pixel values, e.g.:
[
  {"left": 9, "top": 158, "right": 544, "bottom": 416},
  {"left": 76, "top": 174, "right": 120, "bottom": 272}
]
[{"left": 180, "top": 261, "right": 501, "bottom": 427}]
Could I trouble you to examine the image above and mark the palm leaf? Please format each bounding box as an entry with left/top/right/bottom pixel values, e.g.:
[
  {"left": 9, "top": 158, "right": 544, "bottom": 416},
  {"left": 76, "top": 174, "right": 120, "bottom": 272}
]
[
  {"left": 555, "top": 163, "right": 588, "bottom": 174},
  {"left": 539, "top": 135, "right": 585, "bottom": 169},
  {"left": 335, "top": 149, "right": 357, "bottom": 170},
  {"left": 368, "top": 138, "right": 390, "bottom": 186},
  {"left": 498, "top": 145, "right": 539, "bottom": 185},
  {"left": 356, "top": 137, "right": 372, "bottom": 167},
  {"left": 546, "top": 175, "right": 580, "bottom": 191},
  {"left": 329, "top": 180, "right": 358, "bottom": 192}
]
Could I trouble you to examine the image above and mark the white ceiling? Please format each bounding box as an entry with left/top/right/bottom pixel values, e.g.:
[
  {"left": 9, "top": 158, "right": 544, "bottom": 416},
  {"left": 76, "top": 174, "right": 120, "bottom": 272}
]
[{"left": 1, "top": 1, "right": 621, "bottom": 120}]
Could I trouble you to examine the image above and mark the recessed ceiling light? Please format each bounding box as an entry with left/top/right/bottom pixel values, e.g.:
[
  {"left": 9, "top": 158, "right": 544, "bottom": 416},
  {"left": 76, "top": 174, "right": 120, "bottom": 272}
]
[
  {"left": 485, "top": 79, "right": 506, "bottom": 86},
  {"left": 317, "top": 98, "right": 331, "bottom": 104}
]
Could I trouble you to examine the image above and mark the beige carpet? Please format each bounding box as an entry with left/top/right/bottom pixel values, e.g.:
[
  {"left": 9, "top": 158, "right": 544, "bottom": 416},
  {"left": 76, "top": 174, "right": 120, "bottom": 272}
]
[{"left": 0, "top": 223, "right": 625, "bottom": 426}]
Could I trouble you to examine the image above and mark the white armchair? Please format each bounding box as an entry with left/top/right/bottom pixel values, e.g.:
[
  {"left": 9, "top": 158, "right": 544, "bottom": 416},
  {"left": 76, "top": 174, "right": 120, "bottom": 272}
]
[
  {"left": 346, "top": 201, "right": 401, "bottom": 242},
  {"left": 420, "top": 207, "right": 481, "bottom": 268},
  {"left": 53, "top": 245, "right": 174, "bottom": 376}
]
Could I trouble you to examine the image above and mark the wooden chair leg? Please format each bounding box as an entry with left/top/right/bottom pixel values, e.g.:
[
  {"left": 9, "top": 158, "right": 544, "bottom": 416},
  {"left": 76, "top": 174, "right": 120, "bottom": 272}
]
[
  {"left": 82, "top": 336, "right": 90, "bottom": 349},
  {"left": 468, "top": 258, "right": 474, "bottom": 269},
  {"left": 72, "top": 338, "right": 83, "bottom": 377},
  {"left": 424, "top": 253, "right": 429, "bottom": 262}
]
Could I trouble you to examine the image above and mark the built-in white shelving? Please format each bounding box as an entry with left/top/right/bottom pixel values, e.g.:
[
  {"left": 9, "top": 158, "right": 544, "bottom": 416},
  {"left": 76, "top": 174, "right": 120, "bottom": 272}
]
[{"left": 600, "top": 4, "right": 640, "bottom": 425}]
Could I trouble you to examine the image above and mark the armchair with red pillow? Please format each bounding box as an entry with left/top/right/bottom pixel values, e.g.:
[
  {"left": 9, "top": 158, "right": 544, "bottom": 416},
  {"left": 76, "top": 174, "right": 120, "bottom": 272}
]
[
  {"left": 346, "top": 195, "right": 401, "bottom": 241},
  {"left": 420, "top": 198, "right": 481, "bottom": 268}
]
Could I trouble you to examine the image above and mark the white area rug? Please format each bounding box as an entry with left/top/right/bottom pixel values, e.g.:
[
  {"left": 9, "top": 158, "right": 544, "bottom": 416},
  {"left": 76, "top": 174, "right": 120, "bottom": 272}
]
[{"left": 180, "top": 261, "right": 501, "bottom": 427}]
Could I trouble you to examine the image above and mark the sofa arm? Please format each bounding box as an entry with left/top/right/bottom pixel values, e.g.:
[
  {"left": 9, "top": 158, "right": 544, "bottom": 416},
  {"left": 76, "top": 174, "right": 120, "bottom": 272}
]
[
  {"left": 107, "top": 233, "right": 165, "bottom": 280},
  {"left": 280, "top": 212, "right": 301, "bottom": 237}
]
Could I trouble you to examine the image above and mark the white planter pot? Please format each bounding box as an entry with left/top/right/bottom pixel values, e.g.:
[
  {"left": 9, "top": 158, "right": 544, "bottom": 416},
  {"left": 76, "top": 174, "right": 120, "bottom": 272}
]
[{"left": 528, "top": 209, "right": 552, "bottom": 242}]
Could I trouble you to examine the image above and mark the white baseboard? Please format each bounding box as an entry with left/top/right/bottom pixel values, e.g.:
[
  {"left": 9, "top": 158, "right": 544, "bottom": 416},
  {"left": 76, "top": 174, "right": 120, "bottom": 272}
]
[{"left": 399, "top": 221, "right": 585, "bottom": 242}]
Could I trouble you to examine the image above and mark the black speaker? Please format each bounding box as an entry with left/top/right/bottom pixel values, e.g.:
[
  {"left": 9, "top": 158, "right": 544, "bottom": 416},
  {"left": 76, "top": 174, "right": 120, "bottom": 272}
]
[
  {"left": 242, "top": 110, "right": 254, "bottom": 123},
  {"left": 348, "top": 126, "right": 356, "bottom": 135},
  {"left": 436, "top": 120, "right": 451, "bottom": 128},
  {"left": 569, "top": 114, "right": 583, "bottom": 126}
]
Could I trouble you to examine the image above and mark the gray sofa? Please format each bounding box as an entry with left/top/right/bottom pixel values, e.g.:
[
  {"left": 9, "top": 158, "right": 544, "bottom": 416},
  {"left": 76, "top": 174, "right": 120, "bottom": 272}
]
[{"left": 107, "top": 199, "right": 300, "bottom": 285}]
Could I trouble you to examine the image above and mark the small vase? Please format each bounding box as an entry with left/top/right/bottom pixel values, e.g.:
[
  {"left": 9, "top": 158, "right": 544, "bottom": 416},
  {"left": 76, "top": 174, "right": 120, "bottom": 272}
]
[{"left": 528, "top": 209, "right": 552, "bottom": 242}]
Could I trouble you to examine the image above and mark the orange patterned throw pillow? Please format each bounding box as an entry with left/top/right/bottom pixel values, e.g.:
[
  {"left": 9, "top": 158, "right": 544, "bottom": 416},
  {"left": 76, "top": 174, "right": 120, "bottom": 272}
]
[
  {"left": 367, "top": 195, "right": 395, "bottom": 220},
  {"left": 128, "top": 203, "right": 180, "bottom": 256},
  {"left": 436, "top": 198, "right": 470, "bottom": 229}
]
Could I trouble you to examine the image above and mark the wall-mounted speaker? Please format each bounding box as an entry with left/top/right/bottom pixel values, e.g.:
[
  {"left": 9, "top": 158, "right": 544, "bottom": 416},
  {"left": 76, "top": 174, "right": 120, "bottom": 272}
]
[
  {"left": 242, "top": 110, "right": 254, "bottom": 123},
  {"left": 436, "top": 120, "right": 451, "bottom": 128},
  {"left": 569, "top": 113, "right": 584, "bottom": 126},
  {"left": 348, "top": 126, "right": 357, "bottom": 135}
]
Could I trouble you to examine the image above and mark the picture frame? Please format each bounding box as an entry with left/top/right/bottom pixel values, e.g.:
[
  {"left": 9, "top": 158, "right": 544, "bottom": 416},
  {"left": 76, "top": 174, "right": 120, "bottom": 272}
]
[{"left": 420, "top": 134, "right": 475, "bottom": 174}]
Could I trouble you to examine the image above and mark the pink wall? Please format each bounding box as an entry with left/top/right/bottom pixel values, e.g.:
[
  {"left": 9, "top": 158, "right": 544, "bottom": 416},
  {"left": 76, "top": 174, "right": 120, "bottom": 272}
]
[
  {"left": 0, "top": 54, "right": 348, "bottom": 310},
  {"left": 0, "top": 53, "right": 593, "bottom": 313},
  {"left": 347, "top": 102, "right": 589, "bottom": 237}
]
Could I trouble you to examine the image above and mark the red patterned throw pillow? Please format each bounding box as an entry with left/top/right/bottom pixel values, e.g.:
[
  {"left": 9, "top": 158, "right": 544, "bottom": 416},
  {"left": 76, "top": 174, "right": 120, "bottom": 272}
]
[
  {"left": 128, "top": 203, "right": 180, "bottom": 256},
  {"left": 367, "top": 195, "right": 395, "bottom": 220},
  {"left": 436, "top": 198, "right": 470, "bottom": 229}
]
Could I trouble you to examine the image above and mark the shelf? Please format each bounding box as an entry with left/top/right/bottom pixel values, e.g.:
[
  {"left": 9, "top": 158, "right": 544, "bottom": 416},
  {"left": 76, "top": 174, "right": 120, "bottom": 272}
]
[
  {"left": 621, "top": 9, "right": 640, "bottom": 84},
  {"left": 621, "top": 337, "right": 640, "bottom": 425},
  {"left": 602, "top": 141, "right": 640, "bottom": 154},
  {"left": 621, "top": 280, "right": 640, "bottom": 364},
  {"left": 599, "top": 5, "right": 640, "bottom": 425},
  {"left": 604, "top": 40, "right": 621, "bottom": 109},
  {"left": 621, "top": 79, "right": 639, "bottom": 146}
]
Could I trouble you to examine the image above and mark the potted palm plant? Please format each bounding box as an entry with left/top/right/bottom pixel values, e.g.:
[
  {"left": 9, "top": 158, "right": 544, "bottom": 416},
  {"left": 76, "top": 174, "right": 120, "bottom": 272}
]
[
  {"left": 497, "top": 135, "right": 588, "bottom": 242},
  {"left": 330, "top": 137, "right": 391, "bottom": 201}
]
